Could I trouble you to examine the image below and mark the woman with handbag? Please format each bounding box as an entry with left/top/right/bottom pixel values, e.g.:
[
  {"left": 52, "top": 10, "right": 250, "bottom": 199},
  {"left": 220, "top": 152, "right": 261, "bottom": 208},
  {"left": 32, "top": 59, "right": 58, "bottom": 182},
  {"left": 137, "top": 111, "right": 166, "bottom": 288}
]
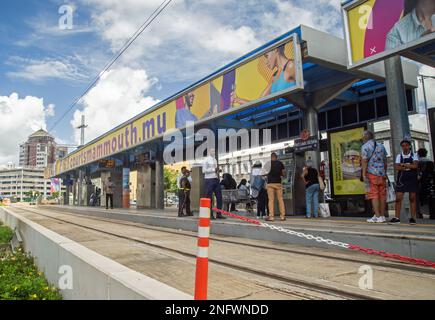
[
  {"left": 389, "top": 139, "right": 419, "bottom": 225},
  {"left": 301, "top": 160, "right": 321, "bottom": 218}
]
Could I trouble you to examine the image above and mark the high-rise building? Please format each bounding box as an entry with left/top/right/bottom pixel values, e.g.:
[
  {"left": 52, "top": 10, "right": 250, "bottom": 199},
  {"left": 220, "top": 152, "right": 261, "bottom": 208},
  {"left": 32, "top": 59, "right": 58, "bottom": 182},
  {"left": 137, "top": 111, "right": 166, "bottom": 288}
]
[
  {"left": 0, "top": 167, "right": 51, "bottom": 201},
  {"left": 19, "top": 129, "right": 67, "bottom": 169}
]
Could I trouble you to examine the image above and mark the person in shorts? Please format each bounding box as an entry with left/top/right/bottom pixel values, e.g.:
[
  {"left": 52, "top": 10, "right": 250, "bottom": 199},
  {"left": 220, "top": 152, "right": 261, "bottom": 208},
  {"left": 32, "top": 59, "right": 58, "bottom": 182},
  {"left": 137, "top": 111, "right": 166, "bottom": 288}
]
[{"left": 361, "top": 131, "right": 388, "bottom": 223}]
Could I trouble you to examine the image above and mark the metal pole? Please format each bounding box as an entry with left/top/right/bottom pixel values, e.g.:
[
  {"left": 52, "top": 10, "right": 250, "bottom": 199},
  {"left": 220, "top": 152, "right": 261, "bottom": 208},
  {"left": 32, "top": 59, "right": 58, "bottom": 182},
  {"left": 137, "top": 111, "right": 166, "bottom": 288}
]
[
  {"left": 155, "top": 145, "right": 165, "bottom": 210},
  {"left": 420, "top": 76, "right": 434, "bottom": 160},
  {"left": 304, "top": 107, "right": 321, "bottom": 169},
  {"left": 384, "top": 56, "right": 410, "bottom": 221},
  {"left": 76, "top": 115, "right": 87, "bottom": 206}
]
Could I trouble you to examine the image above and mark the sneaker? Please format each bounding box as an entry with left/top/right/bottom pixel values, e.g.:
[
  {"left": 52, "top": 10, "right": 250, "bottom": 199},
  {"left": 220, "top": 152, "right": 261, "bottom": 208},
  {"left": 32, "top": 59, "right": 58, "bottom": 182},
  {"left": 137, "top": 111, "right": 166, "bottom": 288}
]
[
  {"left": 256, "top": 216, "right": 261, "bottom": 219},
  {"left": 409, "top": 218, "right": 417, "bottom": 225},
  {"left": 367, "top": 216, "right": 378, "bottom": 223},
  {"left": 265, "top": 217, "right": 274, "bottom": 222},
  {"left": 280, "top": 217, "right": 287, "bottom": 221},
  {"left": 377, "top": 216, "right": 386, "bottom": 223},
  {"left": 388, "top": 217, "right": 401, "bottom": 224}
]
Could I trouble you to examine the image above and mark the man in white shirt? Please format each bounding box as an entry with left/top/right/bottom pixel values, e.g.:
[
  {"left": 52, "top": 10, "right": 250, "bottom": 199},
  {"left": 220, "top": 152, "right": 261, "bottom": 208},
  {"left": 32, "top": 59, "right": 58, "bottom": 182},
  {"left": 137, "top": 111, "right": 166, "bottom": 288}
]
[{"left": 202, "top": 148, "right": 226, "bottom": 219}]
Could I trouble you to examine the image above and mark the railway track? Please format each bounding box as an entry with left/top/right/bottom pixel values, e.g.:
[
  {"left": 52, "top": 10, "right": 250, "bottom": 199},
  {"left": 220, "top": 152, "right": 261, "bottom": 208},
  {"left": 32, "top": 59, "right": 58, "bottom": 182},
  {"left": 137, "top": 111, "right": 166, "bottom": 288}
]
[
  {"left": 7, "top": 205, "right": 435, "bottom": 300},
  {"left": 37, "top": 205, "right": 435, "bottom": 276}
]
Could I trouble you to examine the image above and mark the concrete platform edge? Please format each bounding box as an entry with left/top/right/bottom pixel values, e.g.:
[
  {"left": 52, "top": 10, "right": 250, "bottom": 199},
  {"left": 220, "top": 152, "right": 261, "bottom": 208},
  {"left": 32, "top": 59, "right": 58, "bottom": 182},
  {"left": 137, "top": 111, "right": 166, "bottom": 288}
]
[{"left": 0, "top": 207, "right": 192, "bottom": 300}]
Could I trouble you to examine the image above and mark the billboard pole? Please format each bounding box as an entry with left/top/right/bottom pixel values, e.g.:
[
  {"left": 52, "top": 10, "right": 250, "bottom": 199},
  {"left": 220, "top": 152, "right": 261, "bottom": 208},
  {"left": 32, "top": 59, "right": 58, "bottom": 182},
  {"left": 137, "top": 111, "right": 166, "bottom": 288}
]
[
  {"left": 420, "top": 75, "right": 434, "bottom": 160},
  {"left": 384, "top": 56, "right": 410, "bottom": 221},
  {"left": 304, "top": 107, "right": 321, "bottom": 170}
]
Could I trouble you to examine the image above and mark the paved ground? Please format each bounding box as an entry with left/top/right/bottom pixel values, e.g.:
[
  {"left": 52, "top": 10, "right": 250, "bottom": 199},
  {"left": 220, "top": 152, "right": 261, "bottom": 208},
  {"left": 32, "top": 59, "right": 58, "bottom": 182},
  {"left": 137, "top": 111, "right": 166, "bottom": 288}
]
[{"left": 5, "top": 204, "right": 435, "bottom": 300}]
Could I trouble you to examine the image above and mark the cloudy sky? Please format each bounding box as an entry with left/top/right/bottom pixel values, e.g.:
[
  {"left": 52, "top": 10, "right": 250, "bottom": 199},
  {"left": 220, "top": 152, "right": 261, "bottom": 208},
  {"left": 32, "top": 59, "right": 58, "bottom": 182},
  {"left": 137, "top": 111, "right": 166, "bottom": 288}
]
[{"left": 0, "top": 0, "right": 433, "bottom": 165}]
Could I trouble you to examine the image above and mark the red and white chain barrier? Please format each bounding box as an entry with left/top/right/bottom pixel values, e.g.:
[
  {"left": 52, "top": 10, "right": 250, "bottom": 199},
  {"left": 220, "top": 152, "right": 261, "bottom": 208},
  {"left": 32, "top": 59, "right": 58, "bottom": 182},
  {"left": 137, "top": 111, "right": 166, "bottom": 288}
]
[{"left": 212, "top": 208, "right": 435, "bottom": 269}]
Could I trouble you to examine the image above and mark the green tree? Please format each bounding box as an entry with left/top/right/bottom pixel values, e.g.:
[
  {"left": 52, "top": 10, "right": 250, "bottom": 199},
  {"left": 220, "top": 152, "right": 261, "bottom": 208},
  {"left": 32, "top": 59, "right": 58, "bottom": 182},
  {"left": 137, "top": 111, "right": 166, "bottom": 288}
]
[{"left": 164, "top": 168, "right": 178, "bottom": 193}]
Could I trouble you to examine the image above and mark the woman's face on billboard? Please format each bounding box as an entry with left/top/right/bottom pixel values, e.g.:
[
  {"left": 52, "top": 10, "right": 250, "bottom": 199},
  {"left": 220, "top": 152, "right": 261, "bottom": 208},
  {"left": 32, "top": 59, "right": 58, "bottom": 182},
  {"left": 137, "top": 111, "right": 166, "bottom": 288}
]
[{"left": 264, "top": 49, "right": 278, "bottom": 70}]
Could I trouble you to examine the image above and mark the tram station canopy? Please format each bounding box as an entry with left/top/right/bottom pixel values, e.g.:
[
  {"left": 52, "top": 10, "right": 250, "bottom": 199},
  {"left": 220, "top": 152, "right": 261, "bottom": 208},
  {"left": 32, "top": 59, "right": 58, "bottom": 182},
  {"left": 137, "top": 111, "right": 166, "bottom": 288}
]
[{"left": 46, "top": 25, "right": 418, "bottom": 179}]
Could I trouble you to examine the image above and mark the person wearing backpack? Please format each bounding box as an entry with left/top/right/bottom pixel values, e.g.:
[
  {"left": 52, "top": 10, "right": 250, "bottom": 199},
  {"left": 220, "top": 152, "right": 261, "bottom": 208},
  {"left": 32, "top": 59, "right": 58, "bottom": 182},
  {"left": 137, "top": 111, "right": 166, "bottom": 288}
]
[
  {"left": 250, "top": 162, "right": 267, "bottom": 219},
  {"left": 389, "top": 138, "right": 419, "bottom": 225}
]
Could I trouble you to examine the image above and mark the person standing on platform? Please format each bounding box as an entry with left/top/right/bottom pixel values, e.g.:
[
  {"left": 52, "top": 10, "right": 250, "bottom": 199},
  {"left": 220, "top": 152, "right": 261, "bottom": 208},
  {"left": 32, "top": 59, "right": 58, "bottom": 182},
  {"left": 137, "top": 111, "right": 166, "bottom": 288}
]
[
  {"left": 301, "top": 160, "right": 321, "bottom": 219},
  {"left": 177, "top": 167, "right": 187, "bottom": 210},
  {"left": 390, "top": 138, "right": 419, "bottom": 225},
  {"left": 203, "top": 148, "right": 226, "bottom": 220},
  {"left": 221, "top": 173, "right": 237, "bottom": 212},
  {"left": 417, "top": 148, "right": 434, "bottom": 217},
  {"left": 105, "top": 177, "right": 114, "bottom": 210},
  {"left": 361, "top": 130, "right": 388, "bottom": 223},
  {"left": 178, "top": 170, "right": 193, "bottom": 217},
  {"left": 251, "top": 162, "right": 268, "bottom": 219},
  {"left": 265, "top": 152, "right": 286, "bottom": 221}
]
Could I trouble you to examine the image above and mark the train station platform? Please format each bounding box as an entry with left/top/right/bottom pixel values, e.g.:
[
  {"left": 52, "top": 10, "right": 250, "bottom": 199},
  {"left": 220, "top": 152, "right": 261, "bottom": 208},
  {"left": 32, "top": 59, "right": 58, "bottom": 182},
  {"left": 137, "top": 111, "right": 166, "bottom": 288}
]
[{"left": 38, "top": 205, "right": 435, "bottom": 261}]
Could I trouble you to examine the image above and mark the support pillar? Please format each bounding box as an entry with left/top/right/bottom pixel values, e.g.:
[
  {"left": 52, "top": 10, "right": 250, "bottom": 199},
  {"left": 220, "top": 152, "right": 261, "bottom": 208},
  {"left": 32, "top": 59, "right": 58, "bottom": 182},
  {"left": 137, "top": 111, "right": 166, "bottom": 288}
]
[
  {"left": 78, "top": 169, "right": 84, "bottom": 206},
  {"left": 155, "top": 147, "right": 164, "bottom": 210},
  {"left": 64, "top": 184, "right": 71, "bottom": 205},
  {"left": 111, "top": 171, "right": 123, "bottom": 208},
  {"left": 385, "top": 56, "right": 411, "bottom": 221},
  {"left": 137, "top": 165, "right": 155, "bottom": 209},
  {"left": 303, "top": 107, "right": 321, "bottom": 169},
  {"left": 100, "top": 172, "right": 110, "bottom": 208},
  {"left": 122, "top": 168, "right": 131, "bottom": 209},
  {"left": 191, "top": 166, "right": 205, "bottom": 212}
]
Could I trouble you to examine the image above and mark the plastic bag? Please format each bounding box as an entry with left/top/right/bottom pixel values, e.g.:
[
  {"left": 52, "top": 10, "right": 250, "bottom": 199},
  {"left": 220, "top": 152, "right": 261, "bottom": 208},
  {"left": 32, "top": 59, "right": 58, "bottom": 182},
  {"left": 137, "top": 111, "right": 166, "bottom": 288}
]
[
  {"left": 386, "top": 178, "right": 396, "bottom": 203},
  {"left": 320, "top": 203, "right": 330, "bottom": 218}
]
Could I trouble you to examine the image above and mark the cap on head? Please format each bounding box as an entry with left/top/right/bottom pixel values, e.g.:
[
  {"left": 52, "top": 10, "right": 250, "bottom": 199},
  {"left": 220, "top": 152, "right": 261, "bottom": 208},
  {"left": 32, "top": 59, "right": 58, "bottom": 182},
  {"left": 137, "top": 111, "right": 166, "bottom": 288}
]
[
  {"left": 306, "top": 160, "right": 313, "bottom": 167},
  {"left": 400, "top": 134, "right": 412, "bottom": 147},
  {"left": 363, "top": 130, "right": 374, "bottom": 140}
]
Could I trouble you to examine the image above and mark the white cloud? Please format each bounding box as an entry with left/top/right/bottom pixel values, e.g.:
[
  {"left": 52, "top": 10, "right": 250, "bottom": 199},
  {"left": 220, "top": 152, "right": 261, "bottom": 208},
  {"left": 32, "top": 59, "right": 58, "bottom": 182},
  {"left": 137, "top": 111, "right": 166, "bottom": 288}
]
[
  {"left": 71, "top": 67, "right": 159, "bottom": 144},
  {"left": 0, "top": 93, "right": 54, "bottom": 165},
  {"left": 7, "top": 56, "right": 90, "bottom": 82}
]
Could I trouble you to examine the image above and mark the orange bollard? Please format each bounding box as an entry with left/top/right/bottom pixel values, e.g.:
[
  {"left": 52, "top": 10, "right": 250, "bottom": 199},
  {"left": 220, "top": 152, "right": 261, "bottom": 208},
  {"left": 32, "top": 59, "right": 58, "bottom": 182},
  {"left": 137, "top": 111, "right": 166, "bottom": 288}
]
[{"left": 194, "top": 198, "right": 211, "bottom": 300}]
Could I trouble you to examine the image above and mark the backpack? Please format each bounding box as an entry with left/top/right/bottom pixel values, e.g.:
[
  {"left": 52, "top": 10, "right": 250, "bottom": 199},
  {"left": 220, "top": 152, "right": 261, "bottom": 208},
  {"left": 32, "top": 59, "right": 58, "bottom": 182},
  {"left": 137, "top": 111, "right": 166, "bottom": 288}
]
[{"left": 251, "top": 175, "right": 265, "bottom": 192}]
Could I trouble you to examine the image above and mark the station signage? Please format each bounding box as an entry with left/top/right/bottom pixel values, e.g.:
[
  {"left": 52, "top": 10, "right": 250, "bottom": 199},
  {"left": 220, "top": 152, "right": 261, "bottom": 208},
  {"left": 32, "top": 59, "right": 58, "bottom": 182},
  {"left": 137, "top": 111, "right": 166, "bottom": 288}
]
[
  {"left": 328, "top": 125, "right": 366, "bottom": 197},
  {"left": 342, "top": 0, "right": 435, "bottom": 69},
  {"left": 294, "top": 130, "right": 319, "bottom": 153},
  {"left": 50, "top": 33, "right": 305, "bottom": 177}
]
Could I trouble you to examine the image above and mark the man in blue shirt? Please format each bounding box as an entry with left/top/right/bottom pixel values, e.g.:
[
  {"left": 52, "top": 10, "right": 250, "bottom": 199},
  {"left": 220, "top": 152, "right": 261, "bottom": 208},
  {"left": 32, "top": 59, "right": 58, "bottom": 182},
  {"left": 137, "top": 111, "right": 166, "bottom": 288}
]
[
  {"left": 386, "top": 0, "right": 435, "bottom": 50},
  {"left": 361, "top": 131, "right": 388, "bottom": 223},
  {"left": 176, "top": 92, "right": 198, "bottom": 129}
]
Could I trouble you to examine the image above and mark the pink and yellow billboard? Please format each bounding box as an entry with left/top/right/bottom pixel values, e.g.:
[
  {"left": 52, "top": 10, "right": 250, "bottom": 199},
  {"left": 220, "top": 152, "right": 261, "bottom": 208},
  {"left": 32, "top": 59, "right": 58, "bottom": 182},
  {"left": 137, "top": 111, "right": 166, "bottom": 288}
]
[
  {"left": 343, "top": 0, "right": 435, "bottom": 68},
  {"left": 48, "top": 34, "right": 304, "bottom": 177}
]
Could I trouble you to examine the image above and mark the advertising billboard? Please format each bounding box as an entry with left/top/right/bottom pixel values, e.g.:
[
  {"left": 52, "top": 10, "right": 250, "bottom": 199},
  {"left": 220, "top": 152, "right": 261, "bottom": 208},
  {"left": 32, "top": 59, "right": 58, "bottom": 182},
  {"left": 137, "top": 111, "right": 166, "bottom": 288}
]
[
  {"left": 328, "top": 125, "right": 367, "bottom": 197},
  {"left": 342, "top": 0, "right": 435, "bottom": 69},
  {"left": 50, "top": 34, "right": 304, "bottom": 177}
]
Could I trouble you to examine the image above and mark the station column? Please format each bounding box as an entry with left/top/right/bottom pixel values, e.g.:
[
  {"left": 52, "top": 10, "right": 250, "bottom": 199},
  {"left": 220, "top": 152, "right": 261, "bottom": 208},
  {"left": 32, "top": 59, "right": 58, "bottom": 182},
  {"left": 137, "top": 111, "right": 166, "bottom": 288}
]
[
  {"left": 385, "top": 56, "right": 411, "bottom": 221},
  {"left": 303, "top": 107, "right": 321, "bottom": 170},
  {"left": 155, "top": 146, "right": 165, "bottom": 210}
]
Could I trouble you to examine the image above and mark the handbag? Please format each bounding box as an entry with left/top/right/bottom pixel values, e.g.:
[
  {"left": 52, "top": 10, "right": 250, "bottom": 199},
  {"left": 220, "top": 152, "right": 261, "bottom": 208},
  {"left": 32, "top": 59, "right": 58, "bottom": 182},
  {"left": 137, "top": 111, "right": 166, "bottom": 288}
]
[
  {"left": 360, "top": 141, "right": 377, "bottom": 182},
  {"left": 318, "top": 176, "right": 325, "bottom": 191},
  {"left": 386, "top": 177, "right": 396, "bottom": 203}
]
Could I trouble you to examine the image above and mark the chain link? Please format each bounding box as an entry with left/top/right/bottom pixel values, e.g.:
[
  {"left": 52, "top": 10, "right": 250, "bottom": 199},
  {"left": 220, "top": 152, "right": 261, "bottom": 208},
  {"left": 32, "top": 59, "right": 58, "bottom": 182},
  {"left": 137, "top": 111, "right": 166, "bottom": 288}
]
[{"left": 261, "top": 223, "right": 350, "bottom": 249}]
